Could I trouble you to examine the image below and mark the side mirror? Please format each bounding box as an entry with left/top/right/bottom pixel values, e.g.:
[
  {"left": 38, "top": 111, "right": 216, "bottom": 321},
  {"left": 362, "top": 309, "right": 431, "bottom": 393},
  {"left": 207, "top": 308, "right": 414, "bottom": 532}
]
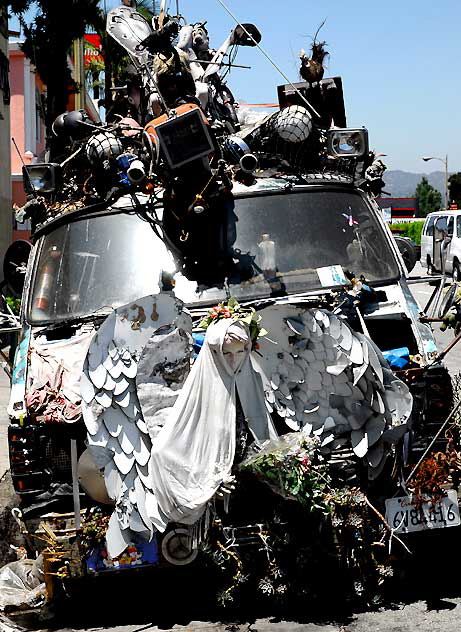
[
  {"left": 394, "top": 236, "right": 417, "bottom": 274},
  {"left": 231, "top": 23, "right": 262, "bottom": 47},
  {"left": 438, "top": 281, "right": 459, "bottom": 319},
  {"left": 433, "top": 218, "right": 450, "bottom": 275}
]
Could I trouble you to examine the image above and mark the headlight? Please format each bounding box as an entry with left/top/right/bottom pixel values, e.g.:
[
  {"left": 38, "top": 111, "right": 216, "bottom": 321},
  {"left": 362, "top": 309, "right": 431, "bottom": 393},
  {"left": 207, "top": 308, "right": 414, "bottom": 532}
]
[
  {"left": 23, "top": 163, "right": 61, "bottom": 194},
  {"left": 327, "top": 128, "right": 369, "bottom": 158}
]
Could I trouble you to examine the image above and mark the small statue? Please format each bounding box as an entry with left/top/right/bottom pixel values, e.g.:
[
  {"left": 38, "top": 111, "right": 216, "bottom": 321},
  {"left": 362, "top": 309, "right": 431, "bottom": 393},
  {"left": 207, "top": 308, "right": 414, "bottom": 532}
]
[{"left": 299, "top": 22, "right": 329, "bottom": 83}]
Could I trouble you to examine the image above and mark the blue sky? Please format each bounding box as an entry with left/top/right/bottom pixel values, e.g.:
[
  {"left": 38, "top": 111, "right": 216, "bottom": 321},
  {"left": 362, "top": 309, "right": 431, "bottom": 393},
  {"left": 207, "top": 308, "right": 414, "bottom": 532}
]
[{"left": 12, "top": 0, "right": 461, "bottom": 173}]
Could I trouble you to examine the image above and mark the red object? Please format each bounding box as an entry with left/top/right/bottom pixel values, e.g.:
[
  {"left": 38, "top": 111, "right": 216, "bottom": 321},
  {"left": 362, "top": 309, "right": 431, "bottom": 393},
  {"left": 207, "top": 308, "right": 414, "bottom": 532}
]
[
  {"left": 84, "top": 34, "right": 104, "bottom": 66},
  {"left": 144, "top": 103, "right": 209, "bottom": 142},
  {"left": 33, "top": 262, "right": 54, "bottom": 311}
]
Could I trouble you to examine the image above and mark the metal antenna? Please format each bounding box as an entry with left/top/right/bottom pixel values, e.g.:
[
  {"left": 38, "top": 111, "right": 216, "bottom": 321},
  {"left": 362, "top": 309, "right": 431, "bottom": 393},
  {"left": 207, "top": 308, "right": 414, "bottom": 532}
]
[
  {"left": 11, "top": 137, "right": 36, "bottom": 195},
  {"left": 215, "top": 0, "right": 321, "bottom": 119}
]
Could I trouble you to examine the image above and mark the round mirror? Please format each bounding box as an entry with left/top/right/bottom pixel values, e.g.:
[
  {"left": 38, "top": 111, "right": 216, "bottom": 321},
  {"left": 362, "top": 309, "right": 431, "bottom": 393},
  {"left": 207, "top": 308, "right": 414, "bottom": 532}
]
[
  {"left": 394, "top": 236, "right": 417, "bottom": 273},
  {"left": 438, "top": 282, "right": 460, "bottom": 319}
]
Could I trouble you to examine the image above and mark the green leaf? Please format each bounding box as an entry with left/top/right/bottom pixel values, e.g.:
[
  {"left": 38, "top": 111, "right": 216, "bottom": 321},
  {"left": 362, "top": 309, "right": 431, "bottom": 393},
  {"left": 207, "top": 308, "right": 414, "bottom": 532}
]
[{"left": 199, "top": 318, "right": 209, "bottom": 330}]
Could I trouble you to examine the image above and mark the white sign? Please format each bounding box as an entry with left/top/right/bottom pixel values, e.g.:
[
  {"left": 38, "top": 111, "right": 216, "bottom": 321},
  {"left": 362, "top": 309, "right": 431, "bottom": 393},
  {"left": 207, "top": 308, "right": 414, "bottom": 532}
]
[
  {"left": 385, "top": 489, "right": 460, "bottom": 534},
  {"left": 316, "top": 265, "right": 347, "bottom": 287},
  {"left": 390, "top": 217, "right": 420, "bottom": 224}
]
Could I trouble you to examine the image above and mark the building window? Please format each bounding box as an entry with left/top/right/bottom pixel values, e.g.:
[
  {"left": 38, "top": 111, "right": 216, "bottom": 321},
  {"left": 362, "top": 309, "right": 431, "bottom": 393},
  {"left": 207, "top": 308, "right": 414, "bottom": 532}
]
[{"left": 0, "top": 49, "right": 10, "bottom": 105}]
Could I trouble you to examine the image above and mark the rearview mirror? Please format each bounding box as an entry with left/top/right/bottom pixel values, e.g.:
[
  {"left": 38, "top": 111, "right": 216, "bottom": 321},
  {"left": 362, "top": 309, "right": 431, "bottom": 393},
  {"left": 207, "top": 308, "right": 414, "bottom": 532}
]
[
  {"left": 394, "top": 236, "right": 417, "bottom": 274},
  {"left": 433, "top": 217, "right": 451, "bottom": 275}
]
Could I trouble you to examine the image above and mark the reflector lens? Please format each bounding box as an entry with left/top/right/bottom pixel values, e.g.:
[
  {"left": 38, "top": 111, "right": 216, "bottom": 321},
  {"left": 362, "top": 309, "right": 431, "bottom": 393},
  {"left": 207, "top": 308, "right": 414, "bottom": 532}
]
[{"left": 327, "top": 128, "right": 369, "bottom": 158}]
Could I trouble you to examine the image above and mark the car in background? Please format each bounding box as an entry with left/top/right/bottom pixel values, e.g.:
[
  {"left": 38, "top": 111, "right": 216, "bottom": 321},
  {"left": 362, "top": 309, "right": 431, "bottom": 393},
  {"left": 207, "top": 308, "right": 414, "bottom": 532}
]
[{"left": 421, "top": 210, "right": 461, "bottom": 279}]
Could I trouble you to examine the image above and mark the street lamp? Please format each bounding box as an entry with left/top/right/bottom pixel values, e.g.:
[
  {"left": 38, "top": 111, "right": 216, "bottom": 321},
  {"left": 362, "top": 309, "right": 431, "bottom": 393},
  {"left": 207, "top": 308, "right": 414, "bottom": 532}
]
[{"left": 422, "top": 155, "right": 448, "bottom": 210}]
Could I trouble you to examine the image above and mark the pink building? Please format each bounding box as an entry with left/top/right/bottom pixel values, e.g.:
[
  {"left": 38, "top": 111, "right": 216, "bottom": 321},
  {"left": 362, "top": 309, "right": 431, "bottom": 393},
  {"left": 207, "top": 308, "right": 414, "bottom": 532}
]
[
  {"left": 9, "top": 41, "right": 46, "bottom": 240},
  {"left": 9, "top": 41, "right": 99, "bottom": 242}
]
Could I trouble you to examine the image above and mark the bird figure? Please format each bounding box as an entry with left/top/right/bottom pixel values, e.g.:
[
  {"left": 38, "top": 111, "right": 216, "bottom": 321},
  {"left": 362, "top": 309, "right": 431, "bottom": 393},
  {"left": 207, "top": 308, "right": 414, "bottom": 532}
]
[{"left": 299, "top": 21, "right": 329, "bottom": 83}]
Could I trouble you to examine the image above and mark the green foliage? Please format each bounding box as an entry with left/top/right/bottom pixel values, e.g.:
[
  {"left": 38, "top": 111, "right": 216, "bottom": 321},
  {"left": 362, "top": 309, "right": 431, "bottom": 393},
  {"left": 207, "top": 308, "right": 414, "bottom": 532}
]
[
  {"left": 10, "top": 0, "right": 158, "bottom": 129},
  {"left": 8, "top": 1, "right": 32, "bottom": 13},
  {"left": 389, "top": 221, "right": 424, "bottom": 245},
  {"left": 415, "top": 176, "right": 443, "bottom": 216},
  {"left": 5, "top": 296, "right": 21, "bottom": 315},
  {"left": 448, "top": 172, "right": 461, "bottom": 208},
  {"left": 240, "top": 433, "right": 331, "bottom": 513}
]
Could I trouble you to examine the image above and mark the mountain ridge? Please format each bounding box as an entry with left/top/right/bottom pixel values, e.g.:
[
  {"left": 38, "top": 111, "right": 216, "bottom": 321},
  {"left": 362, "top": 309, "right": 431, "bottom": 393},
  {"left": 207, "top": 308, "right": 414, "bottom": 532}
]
[{"left": 383, "top": 170, "right": 446, "bottom": 198}]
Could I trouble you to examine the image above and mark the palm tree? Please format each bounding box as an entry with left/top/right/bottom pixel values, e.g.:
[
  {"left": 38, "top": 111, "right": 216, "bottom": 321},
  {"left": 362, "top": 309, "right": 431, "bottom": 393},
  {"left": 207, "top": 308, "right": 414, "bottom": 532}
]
[
  {"left": 9, "top": 0, "right": 102, "bottom": 145},
  {"left": 9, "top": 1, "right": 159, "bottom": 137}
]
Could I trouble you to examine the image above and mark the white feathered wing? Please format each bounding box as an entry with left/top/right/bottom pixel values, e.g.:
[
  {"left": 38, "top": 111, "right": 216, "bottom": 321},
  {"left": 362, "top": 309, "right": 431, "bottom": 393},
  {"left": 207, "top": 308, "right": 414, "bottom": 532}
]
[
  {"left": 80, "top": 294, "right": 192, "bottom": 557},
  {"left": 253, "top": 305, "right": 413, "bottom": 478}
]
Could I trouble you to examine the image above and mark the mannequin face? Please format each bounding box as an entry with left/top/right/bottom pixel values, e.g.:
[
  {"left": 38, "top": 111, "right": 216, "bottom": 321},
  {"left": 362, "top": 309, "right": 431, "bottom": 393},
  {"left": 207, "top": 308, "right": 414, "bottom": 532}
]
[{"left": 222, "top": 333, "right": 248, "bottom": 372}]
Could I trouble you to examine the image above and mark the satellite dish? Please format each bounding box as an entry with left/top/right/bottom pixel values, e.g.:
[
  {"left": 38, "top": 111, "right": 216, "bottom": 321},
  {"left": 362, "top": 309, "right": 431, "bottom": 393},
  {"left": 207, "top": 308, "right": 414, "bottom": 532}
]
[{"left": 3, "top": 240, "right": 31, "bottom": 297}]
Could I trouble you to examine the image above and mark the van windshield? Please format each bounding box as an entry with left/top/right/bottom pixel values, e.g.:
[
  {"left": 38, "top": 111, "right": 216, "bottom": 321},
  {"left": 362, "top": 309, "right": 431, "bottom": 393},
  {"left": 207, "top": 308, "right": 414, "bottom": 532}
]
[
  {"left": 28, "top": 213, "right": 165, "bottom": 324},
  {"left": 220, "top": 189, "right": 399, "bottom": 302},
  {"left": 27, "top": 189, "right": 400, "bottom": 324}
]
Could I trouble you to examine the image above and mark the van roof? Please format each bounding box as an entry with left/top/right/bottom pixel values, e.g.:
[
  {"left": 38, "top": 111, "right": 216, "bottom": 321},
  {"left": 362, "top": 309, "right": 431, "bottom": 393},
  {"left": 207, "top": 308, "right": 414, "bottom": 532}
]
[{"left": 424, "top": 210, "right": 461, "bottom": 219}]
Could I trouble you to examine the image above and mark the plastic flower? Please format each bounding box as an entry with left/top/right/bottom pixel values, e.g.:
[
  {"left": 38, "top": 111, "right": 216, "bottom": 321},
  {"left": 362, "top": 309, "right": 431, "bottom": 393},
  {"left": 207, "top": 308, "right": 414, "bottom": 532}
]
[{"left": 199, "top": 297, "right": 267, "bottom": 349}]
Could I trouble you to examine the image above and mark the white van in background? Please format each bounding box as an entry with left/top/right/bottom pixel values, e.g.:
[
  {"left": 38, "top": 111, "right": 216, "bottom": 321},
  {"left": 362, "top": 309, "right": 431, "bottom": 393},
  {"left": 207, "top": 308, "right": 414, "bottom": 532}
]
[{"left": 420, "top": 210, "right": 461, "bottom": 279}]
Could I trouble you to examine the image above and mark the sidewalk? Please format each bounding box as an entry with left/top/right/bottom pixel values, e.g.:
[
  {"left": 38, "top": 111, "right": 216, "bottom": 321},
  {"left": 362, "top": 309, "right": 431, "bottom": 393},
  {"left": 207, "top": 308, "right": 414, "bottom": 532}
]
[{"left": 0, "top": 368, "right": 10, "bottom": 479}]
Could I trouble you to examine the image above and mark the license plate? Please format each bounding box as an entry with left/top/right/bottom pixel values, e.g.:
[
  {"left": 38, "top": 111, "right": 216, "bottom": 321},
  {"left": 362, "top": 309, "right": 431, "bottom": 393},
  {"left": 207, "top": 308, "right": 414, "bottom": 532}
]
[{"left": 385, "top": 490, "right": 460, "bottom": 534}]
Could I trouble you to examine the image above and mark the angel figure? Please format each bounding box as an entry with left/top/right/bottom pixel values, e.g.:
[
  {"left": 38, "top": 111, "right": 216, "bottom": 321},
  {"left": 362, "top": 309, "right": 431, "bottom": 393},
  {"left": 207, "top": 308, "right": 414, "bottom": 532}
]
[{"left": 148, "top": 316, "right": 278, "bottom": 532}]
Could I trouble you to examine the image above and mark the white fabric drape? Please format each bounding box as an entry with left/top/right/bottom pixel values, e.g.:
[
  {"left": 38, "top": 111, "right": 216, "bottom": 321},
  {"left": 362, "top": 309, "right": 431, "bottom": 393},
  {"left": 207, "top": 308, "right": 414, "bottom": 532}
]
[{"left": 149, "top": 318, "right": 277, "bottom": 531}]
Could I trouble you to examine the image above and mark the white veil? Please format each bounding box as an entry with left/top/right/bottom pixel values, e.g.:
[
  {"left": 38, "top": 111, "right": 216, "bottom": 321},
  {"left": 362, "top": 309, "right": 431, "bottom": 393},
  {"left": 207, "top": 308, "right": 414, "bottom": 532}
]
[{"left": 149, "top": 318, "right": 277, "bottom": 531}]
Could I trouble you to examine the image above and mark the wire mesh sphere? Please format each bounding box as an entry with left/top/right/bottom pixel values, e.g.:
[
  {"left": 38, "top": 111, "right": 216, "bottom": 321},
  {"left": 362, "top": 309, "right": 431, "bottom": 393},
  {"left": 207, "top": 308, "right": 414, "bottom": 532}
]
[
  {"left": 85, "top": 132, "right": 124, "bottom": 163},
  {"left": 272, "top": 105, "right": 312, "bottom": 143}
]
